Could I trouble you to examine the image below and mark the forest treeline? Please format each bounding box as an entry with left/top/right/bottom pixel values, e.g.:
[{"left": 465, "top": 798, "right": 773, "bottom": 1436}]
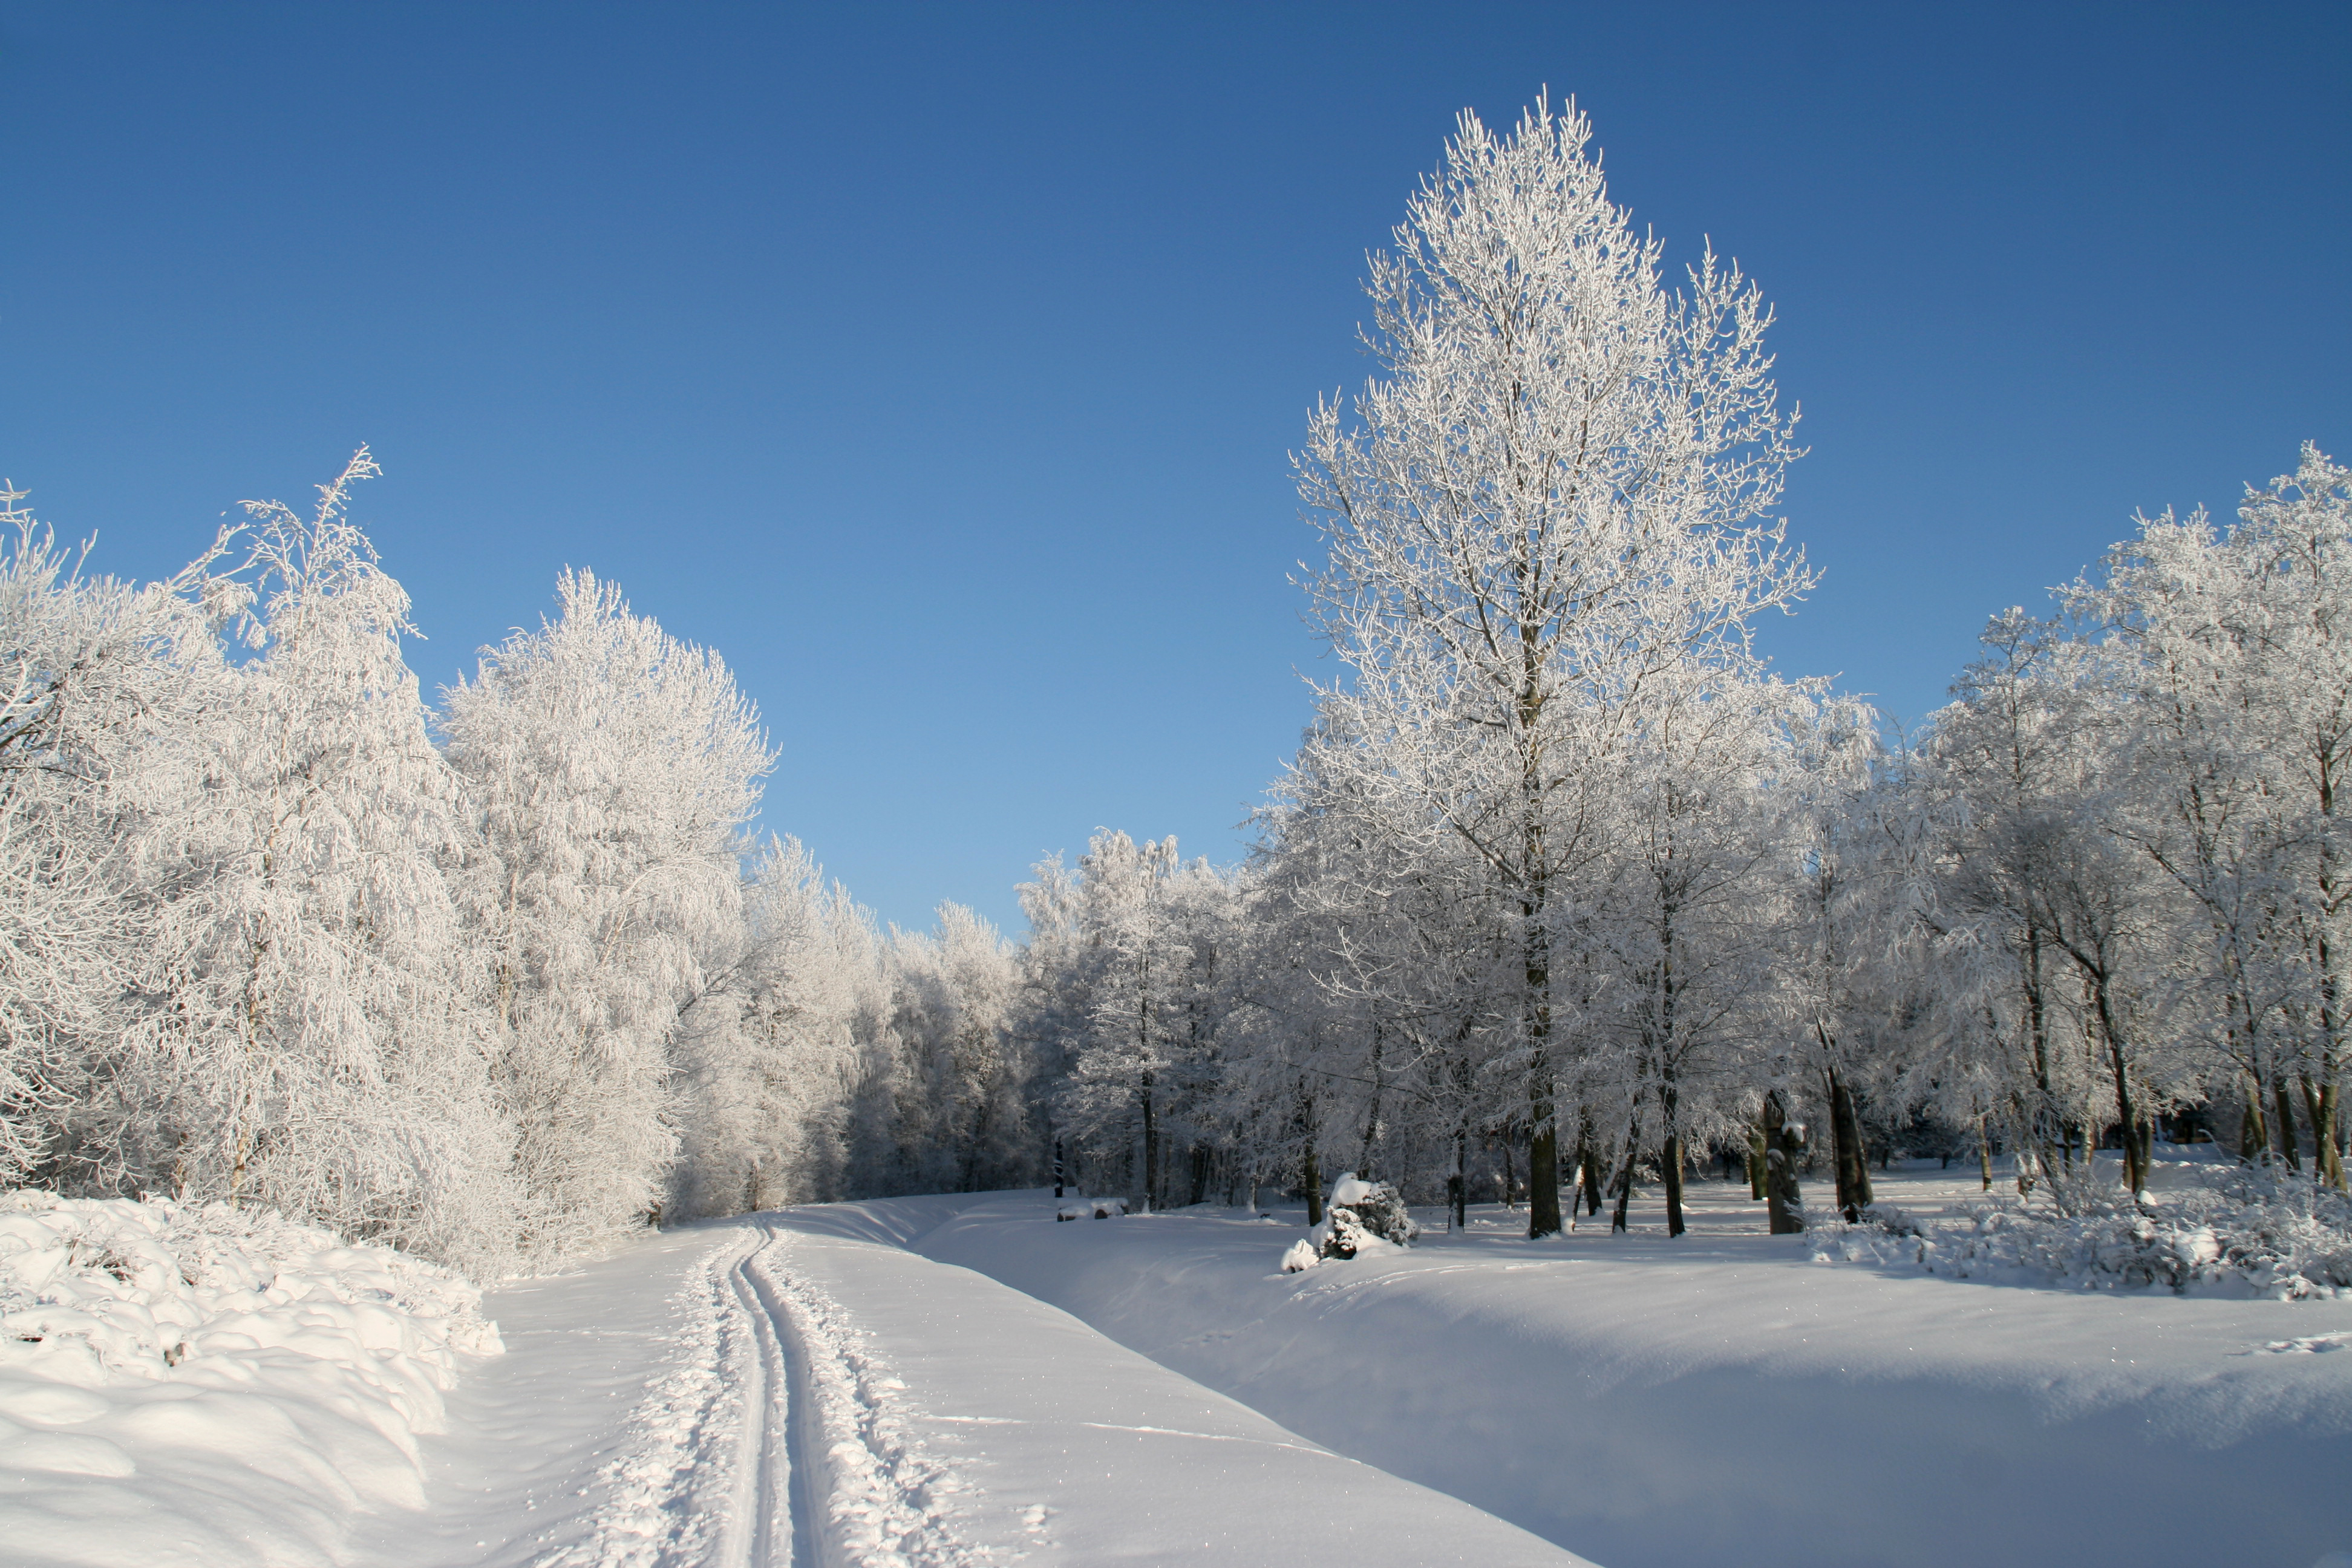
[{"left": 4, "top": 99, "right": 2345, "bottom": 1271}]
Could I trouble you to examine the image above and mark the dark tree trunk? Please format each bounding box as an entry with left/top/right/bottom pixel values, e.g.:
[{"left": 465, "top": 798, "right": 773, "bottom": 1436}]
[
  {"left": 2274, "top": 1077, "right": 2304, "bottom": 1173},
  {"left": 2304, "top": 1076, "right": 2346, "bottom": 1190},
  {"left": 1527, "top": 1085, "right": 1563, "bottom": 1239},
  {"left": 1138, "top": 1071, "right": 1159, "bottom": 1210},
  {"left": 1826, "top": 1064, "right": 1872, "bottom": 1221},
  {"left": 1763, "top": 1090, "right": 1805, "bottom": 1234},
  {"left": 1609, "top": 1112, "right": 1641, "bottom": 1233},
  {"left": 1661, "top": 1077, "right": 1687, "bottom": 1238},
  {"left": 2241, "top": 1078, "right": 2268, "bottom": 1165},
  {"left": 1580, "top": 1114, "right": 1599, "bottom": 1222},
  {"left": 1448, "top": 1121, "right": 1468, "bottom": 1232},
  {"left": 1300, "top": 1086, "right": 1322, "bottom": 1224}
]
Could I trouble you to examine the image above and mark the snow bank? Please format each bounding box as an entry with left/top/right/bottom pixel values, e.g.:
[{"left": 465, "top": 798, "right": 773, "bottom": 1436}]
[
  {"left": 0, "top": 1190, "right": 500, "bottom": 1568},
  {"left": 1812, "top": 1167, "right": 2352, "bottom": 1299},
  {"left": 915, "top": 1179, "right": 2352, "bottom": 1568}
]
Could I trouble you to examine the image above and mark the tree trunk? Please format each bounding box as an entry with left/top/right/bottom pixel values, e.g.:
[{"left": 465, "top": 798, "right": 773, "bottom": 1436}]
[
  {"left": 1976, "top": 1117, "right": 1994, "bottom": 1192},
  {"left": 2089, "top": 978, "right": 2149, "bottom": 1195},
  {"left": 1300, "top": 1086, "right": 1322, "bottom": 1224},
  {"left": 1449, "top": 1121, "right": 1468, "bottom": 1231},
  {"left": 1138, "top": 1071, "right": 1159, "bottom": 1210},
  {"left": 1763, "top": 1089, "right": 1805, "bottom": 1234},
  {"left": 2240, "top": 1078, "right": 2268, "bottom": 1165},
  {"left": 1748, "top": 1120, "right": 1767, "bottom": 1200},
  {"left": 1609, "top": 1111, "right": 1641, "bottom": 1233},
  {"left": 1580, "top": 1133, "right": 1605, "bottom": 1217},
  {"left": 1661, "top": 1077, "right": 1687, "bottom": 1238},
  {"left": 1827, "top": 1065, "right": 1873, "bottom": 1220},
  {"left": 2304, "top": 1076, "right": 2347, "bottom": 1190},
  {"left": 2273, "top": 1076, "right": 2303, "bottom": 1173},
  {"left": 1527, "top": 1083, "right": 1563, "bottom": 1239}
]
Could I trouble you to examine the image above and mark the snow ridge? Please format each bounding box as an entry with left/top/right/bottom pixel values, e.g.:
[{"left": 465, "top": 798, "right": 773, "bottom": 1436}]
[{"left": 743, "top": 1223, "right": 982, "bottom": 1568}]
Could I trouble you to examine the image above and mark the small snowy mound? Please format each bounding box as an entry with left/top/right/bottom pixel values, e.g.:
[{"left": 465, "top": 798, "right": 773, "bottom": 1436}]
[
  {"left": 1811, "top": 1168, "right": 2352, "bottom": 1299},
  {"left": 0, "top": 1189, "right": 501, "bottom": 1567}
]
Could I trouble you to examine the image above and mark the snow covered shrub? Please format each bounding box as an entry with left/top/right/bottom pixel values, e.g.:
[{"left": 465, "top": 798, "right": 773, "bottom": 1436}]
[
  {"left": 0, "top": 1189, "right": 505, "bottom": 1562},
  {"left": 0, "top": 1190, "right": 501, "bottom": 1394},
  {"left": 1305, "top": 1174, "right": 1420, "bottom": 1262},
  {"left": 1809, "top": 1168, "right": 2352, "bottom": 1299},
  {"left": 1279, "top": 1238, "right": 1319, "bottom": 1273},
  {"left": 1330, "top": 1174, "right": 1419, "bottom": 1247}
]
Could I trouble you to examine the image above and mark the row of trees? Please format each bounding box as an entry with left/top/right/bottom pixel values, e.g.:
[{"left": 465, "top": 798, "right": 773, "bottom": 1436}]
[
  {"left": 7, "top": 97, "right": 2343, "bottom": 1267},
  {"left": 1032, "top": 99, "right": 2351, "bottom": 1233},
  {"left": 0, "top": 456, "right": 1037, "bottom": 1272}
]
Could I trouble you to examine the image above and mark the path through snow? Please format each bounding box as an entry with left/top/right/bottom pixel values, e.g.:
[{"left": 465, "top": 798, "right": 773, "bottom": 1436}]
[{"left": 358, "top": 1204, "right": 1585, "bottom": 1568}]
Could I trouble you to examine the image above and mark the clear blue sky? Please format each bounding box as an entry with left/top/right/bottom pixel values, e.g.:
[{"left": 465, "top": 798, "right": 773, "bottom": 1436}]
[{"left": 4, "top": 2, "right": 2347, "bottom": 934}]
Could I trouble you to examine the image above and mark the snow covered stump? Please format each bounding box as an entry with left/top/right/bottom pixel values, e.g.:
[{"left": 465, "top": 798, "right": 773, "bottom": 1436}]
[{"left": 1285, "top": 1174, "right": 1419, "bottom": 1270}]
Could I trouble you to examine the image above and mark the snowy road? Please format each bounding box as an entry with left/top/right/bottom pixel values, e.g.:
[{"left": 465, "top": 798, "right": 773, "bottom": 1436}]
[
  {"left": 354, "top": 1203, "right": 1586, "bottom": 1568},
  {"left": 341, "top": 1174, "right": 2352, "bottom": 1568}
]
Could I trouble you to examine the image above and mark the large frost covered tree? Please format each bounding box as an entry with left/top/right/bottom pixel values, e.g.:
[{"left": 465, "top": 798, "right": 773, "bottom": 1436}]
[
  {"left": 1295, "top": 95, "right": 1809, "bottom": 1237},
  {"left": 142, "top": 453, "right": 520, "bottom": 1267},
  {"left": 440, "top": 567, "right": 771, "bottom": 1262}
]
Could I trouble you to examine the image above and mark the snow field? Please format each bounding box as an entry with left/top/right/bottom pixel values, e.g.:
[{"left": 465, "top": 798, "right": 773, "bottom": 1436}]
[
  {"left": 913, "top": 1170, "right": 2352, "bottom": 1568},
  {"left": 0, "top": 1191, "right": 499, "bottom": 1568},
  {"left": 764, "top": 1196, "right": 1594, "bottom": 1565}
]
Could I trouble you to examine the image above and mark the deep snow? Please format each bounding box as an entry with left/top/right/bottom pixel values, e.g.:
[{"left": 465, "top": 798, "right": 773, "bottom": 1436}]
[
  {"left": 13, "top": 1168, "right": 2352, "bottom": 1567},
  {"left": 917, "top": 1168, "right": 2352, "bottom": 1568},
  {"left": 372, "top": 1203, "right": 1584, "bottom": 1567},
  {"left": 0, "top": 1193, "right": 498, "bottom": 1568}
]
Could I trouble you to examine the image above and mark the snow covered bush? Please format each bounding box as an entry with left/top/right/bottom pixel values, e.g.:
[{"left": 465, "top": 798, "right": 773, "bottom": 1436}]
[
  {"left": 1295, "top": 1174, "right": 1420, "bottom": 1265},
  {"left": 0, "top": 1189, "right": 506, "bottom": 1564},
  {"left": 1330, "top": 1175, "right": 1419, "bottom": 1247},
  {"left": 0, "top": 1189, "right": 501, "bottom": 1389},
  {"left": 1809, "top": 1169, "right": 2352, "bottom": 1299}
]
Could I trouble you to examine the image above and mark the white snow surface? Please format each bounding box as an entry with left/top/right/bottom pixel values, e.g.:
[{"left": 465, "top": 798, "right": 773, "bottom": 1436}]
[
  {"left": 23, "top": 1167, "right": 2352, "bottom": 1567},
  {"left": 0, "top": 1191, "right": 500, "bottom": 1567},
  {"left": 915, "top": 1168, "right": 2352, "bottom": 1568},
  {"left": 354, "top": 1202, "right": 1584, "bottom": 1568}
]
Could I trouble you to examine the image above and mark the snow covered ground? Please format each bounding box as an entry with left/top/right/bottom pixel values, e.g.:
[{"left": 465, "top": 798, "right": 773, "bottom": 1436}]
[
  {"left": 13, "top": 1166, "right": 2352, "bottom": 1567},
  {"left": 918, "top": 1164, "right": 2352, "bottom": 1568},
  {"left": 0, "top": 1193, "right": 498, "bottom": 1568},
  {"left": 352, "top": 1203, "right": 1583, "bottom": 1568}
]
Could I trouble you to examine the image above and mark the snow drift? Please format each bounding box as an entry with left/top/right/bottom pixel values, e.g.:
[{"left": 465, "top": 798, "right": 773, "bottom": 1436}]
[
  {"left": 0, "top": 1190, "right": 500, "bottom": 1567},
  {"left": 1812, "top": 1165, "right": 2352, "bottom": 1299},
  {"left": 912, "top": 1181, "right": 2352, "bottom": 1568}
]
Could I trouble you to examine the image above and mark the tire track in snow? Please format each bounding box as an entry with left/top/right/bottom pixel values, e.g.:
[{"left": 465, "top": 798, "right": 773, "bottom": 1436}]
[
  {"left": 717, "top": 1224, "right": 799, "bottom": 1568},
  {"left": 740, "top": 1221, "right": 987, "bottom": 1567},
  {"left": 534, "top": 1224, "right": 792, "bottom": 1568}
]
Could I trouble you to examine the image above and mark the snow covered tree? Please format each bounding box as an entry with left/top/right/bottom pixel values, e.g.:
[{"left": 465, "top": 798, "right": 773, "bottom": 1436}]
[
  {"left": 442, "top": 567, "right": 771, "bottom": 1261},
  {"left": 0, "top": 492, "right": 238, "bottom": 1184},
  {"left": 136, "top": 452, "right": 519, "bottom": 1267},
  {"left": 1296, "top": 95, "right": 1809, "bottom": 1237},
  {"left": 1025, "top": 832, "right": 1236, "bottom": 1209}
]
